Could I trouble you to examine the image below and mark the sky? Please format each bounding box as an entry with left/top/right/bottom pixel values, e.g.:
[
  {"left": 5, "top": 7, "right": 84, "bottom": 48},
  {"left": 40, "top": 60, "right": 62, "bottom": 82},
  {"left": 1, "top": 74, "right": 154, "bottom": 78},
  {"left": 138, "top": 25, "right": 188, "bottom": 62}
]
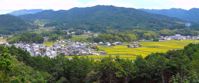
[{"left": 0, "top": 0, "right": 199, "bottom": 14}]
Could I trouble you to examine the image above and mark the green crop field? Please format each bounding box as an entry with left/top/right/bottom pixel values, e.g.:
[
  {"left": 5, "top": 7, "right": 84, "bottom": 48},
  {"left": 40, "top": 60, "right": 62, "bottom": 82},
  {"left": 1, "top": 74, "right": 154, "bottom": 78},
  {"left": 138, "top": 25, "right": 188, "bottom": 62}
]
[{"left": 67, "top": 40, "right": 199, "bottom": 60}]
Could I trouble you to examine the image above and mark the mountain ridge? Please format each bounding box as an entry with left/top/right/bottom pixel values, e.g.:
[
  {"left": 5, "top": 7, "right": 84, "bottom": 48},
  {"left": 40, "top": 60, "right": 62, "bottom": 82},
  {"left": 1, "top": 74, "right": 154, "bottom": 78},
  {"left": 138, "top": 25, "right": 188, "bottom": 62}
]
[
  {"left": 9, "top": 9, "right": 44, "bottom": 16},
  {"left": 141, "top": 8, "right": 199, "bottom": 23},
  {"left": 0, "top": 14, "right": 33, "bottom": 34},
  {"left": 19, "top": 5, "right": 186, "bottom": 32}
]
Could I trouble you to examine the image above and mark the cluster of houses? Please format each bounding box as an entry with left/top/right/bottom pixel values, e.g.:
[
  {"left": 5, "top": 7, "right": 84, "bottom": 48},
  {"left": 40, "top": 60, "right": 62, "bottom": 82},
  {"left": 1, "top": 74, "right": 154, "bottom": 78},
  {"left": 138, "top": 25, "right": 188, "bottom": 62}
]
[
  {"left": 6, "top": 34, "right": 199, "bottom": 58},
  {"left": 98, "top": 42, "right": 123, "bottom": 46},
  {"left": 10, "top": 40, "right": 142, "bottom": 58},
  {"left": 12, "top": 41, "right": 102, "bottom": 58},
  {"left": 98, "top": 41, "right": 142, "bottom": 48},
  {"left": 127, "top": 42, "right": 142, "bottom": 48},
  {"left": 160, "top": 34, "right": 199, "bottom": 40}
]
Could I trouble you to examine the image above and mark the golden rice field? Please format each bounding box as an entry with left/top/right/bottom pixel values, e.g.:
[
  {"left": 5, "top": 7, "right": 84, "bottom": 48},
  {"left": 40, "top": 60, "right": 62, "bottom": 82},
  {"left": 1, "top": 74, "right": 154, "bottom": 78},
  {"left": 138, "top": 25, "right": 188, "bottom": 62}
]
[{"left": 67, "top": 40, "right": 199, "bottom": 60}]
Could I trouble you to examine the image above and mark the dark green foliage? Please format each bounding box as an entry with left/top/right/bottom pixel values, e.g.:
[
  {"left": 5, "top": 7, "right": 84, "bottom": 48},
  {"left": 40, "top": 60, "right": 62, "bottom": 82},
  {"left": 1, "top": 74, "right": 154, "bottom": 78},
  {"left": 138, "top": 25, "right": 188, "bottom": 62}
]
[
  {"left": 143, "top": 31, "right": 159, "bottom": 40},
  {"left": 0, "top": 45, "right": 50, "bottom": 83},
  {"left": 145, "top": 54, "right": 169, "bottom": 83},
  {"left": 20, "top": 5, "right": 186, "bottom": 32},
  {"left": 142, "top": 8, "right": 199, "bottom": 23},
  {"left": 41, "top": 30, "right": 71, "bottom": 41},
  {"left": 8, "top": 32, "right": 44, "bottom": 43},
  {"left": 92, "top": 32, "right": 137, "bottom": 42},
  {"left": 95, "top": 57, "right": 135, "bottom": 83},
  {"left": 0, "top": 15, "right": 33, "bottom": 34},
  {"left": 1, "top": 43, "right": 199, "bottom": 83}
]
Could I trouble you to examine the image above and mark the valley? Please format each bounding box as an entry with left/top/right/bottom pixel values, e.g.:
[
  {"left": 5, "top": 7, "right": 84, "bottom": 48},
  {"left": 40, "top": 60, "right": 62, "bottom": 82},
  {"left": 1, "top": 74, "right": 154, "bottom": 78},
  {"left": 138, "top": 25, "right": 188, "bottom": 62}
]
[{"left": 1, "top": 4, "right": 199, "bottom": 83}]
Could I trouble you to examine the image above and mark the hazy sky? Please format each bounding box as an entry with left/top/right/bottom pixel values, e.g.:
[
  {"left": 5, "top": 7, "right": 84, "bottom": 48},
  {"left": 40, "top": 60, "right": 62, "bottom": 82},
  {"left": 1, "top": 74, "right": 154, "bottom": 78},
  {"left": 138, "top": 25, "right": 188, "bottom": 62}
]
[{"left": 0, "top": 0, "right": 199, "bottom": 14}]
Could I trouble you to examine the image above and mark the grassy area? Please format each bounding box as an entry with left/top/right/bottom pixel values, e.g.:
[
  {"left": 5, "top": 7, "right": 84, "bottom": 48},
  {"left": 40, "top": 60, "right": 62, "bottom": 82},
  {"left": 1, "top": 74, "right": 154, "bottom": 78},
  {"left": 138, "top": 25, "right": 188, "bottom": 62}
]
[
  {"left": 70, "top": 35, "right": 90, "bottom": 42},
  {"left": 64, "top": 40, "right": 199, "bottom": 60},
  {"left": 43, "top": 41, "right": 54, "bottom": 47}
]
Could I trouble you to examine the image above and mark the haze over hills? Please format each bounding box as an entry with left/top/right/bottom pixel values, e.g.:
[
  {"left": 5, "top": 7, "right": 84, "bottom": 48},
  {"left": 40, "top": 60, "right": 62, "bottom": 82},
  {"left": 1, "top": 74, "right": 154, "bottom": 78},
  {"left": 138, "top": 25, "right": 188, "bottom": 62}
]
[
  {"left": 9, "top": 9, "right": 44, "bottom": 16},
  {"left": 1, "top": 5, "right": 199, "bottom": 34},
  {"left": 9, "top": 6, "right": 199, "bottom": 24},
  {"left": 141, "top": 8, "right": 199, "bottom": 23},
  {"left": 17, "top": 5, "right": 186, "bottom": 32}
]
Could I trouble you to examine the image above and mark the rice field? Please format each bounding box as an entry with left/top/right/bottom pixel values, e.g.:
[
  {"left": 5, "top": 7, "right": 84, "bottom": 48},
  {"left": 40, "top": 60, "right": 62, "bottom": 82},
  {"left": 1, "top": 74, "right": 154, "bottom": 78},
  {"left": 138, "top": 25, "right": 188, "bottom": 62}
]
[
  {"left": 94, "top": 40, "right": 199, "bottom": 59},
  {"left": 68, "top": 40, "right": 199, "bottom": 60}
]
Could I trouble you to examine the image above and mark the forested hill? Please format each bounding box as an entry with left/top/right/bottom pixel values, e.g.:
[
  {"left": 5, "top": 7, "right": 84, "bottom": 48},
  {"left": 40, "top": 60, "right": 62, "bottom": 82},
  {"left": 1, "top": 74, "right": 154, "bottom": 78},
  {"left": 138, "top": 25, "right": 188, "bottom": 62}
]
[
  {"left": 141, "top": 8, "right": 199, "bottom": 23},
  {"left": 0, "top": 15, "right": 33, "bottom": 34},
  {"left": 19, "top": 5, "right": 186, "bottom": 32}
]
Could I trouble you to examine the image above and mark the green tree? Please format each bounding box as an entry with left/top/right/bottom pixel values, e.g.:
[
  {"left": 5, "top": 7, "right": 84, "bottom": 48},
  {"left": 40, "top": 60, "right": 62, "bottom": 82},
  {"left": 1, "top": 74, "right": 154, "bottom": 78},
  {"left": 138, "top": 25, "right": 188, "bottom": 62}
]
[
  {"left": 143, "top": 31, "right": 158, "bottom": 40},
  {"left": 159, "top": 29, "right": 174, "bottom": 36},
  {"left": 0, "top": 47, "right": 13, "bottom": 82},
  {"left": 146, "top": 53, "right": 169, "bottom": 83}
]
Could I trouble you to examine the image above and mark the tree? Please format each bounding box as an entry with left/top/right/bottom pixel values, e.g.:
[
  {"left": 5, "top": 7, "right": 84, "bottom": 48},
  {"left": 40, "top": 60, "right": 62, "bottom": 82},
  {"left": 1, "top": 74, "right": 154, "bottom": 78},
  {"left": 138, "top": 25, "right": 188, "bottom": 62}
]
[
  {"left": 0, "top": 46, "right": 50, "bottom": 83},
  {"left": 115, "top": 57, "right": 135, "bottom": 83},
  {"left": 8, "top": 32, "right": 44, "bottom": 43},
  {"left": 134, "top": 56, "right": 152, "bottom": 82},
  {"left": 96, "top": 56, "right": 133, "bottom": 83},
  {"left": 159, "top": 29, "right": 174, "bottom": 36},
  {"left": 143, "top": 31, "right": 158, "bottom": 40},
  {"left": 146, "top": 53, "right": 169, "bottom": 83},
  {"left": 169, "top": 51, "right": 191, "bottom": 83},
  {"left": 0, "top": 47, "right": 13, "bottom": 82},
  {"left": 49, "top": 56, "right": 95, "bottom": 83}
]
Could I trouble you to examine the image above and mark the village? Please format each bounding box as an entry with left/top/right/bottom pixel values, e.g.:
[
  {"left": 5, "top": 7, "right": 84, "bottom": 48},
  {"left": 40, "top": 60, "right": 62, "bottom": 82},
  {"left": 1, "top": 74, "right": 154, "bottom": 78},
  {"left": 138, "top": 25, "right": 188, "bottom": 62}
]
[
  {"left": 1, "top": 34, "right": 199, "bottom": 58},
  {"left": 159, "top": 34, "right": 199, "bottom": 40},
  {"left": 7, "top": 40, "right": 140, "bottom": 58},
  {"left": 11, "top": 41, "right": 104, "bottom": 58}
]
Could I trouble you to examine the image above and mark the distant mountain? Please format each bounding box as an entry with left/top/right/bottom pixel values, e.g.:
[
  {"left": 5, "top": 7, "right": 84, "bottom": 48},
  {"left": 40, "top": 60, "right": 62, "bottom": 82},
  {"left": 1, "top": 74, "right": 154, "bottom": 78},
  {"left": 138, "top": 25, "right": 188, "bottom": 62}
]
[
  {"left": 19, "top": 5, "right": 186, "bottom": 32},
  {"left": 141, "top": 8, "right": 199, "bottom": 23},
  {"left": 0, "top": 15, "right": 33, "bottom": 34},
  {"left": 10, "top": 9, "right": 44, "bottom": 16}
]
